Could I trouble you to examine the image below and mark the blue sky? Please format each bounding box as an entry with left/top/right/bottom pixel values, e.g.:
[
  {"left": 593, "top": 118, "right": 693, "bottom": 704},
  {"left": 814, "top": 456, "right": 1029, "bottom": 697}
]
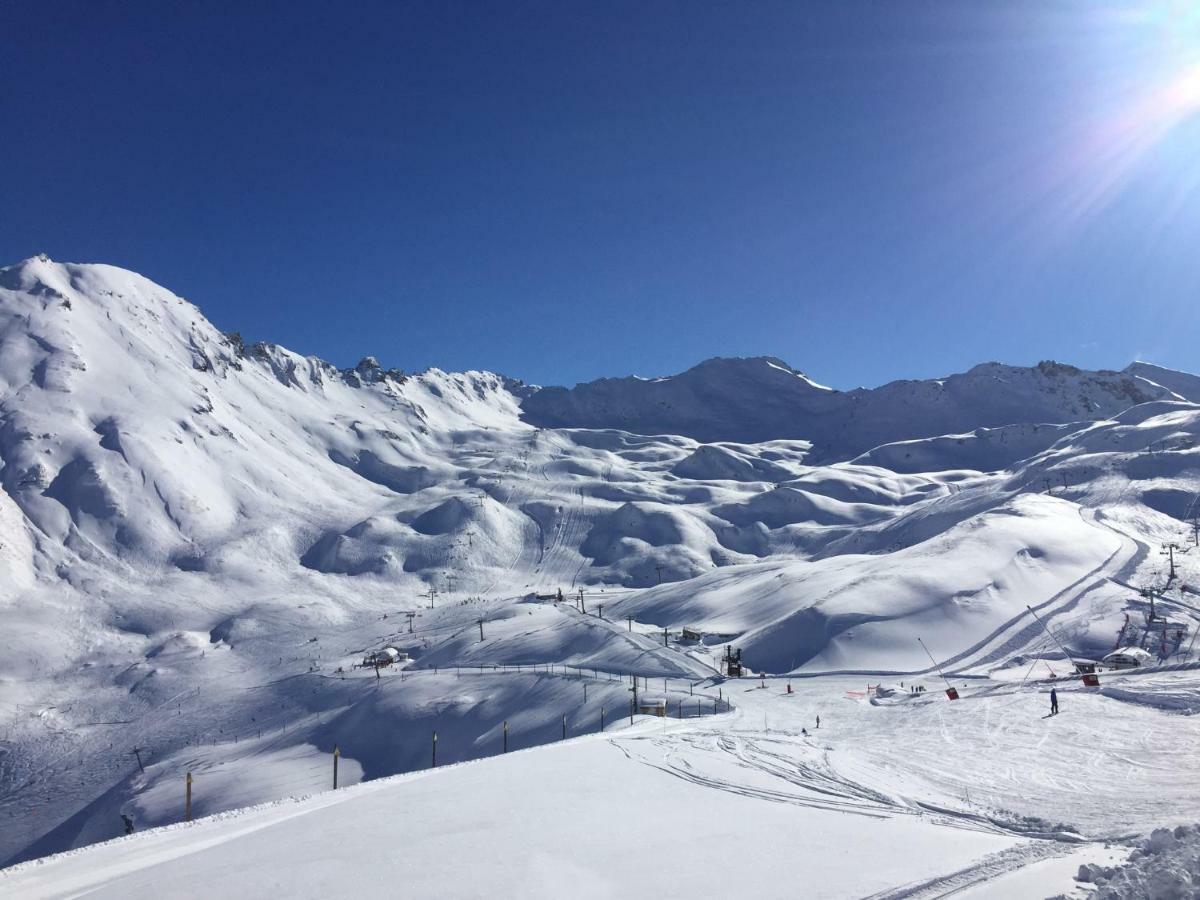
[{"left": 4, "top": 1, "right": 1199, "bottom": 389}]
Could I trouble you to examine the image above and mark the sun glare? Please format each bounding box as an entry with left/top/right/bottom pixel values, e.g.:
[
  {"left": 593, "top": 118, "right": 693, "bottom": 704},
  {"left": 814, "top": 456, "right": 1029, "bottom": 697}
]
[
  {"left": 1161, "top": 61, "right": 1200, "bottom": 118},
  {"left": 1040, "top": 3, "right": 1200, "bottom": 235}
]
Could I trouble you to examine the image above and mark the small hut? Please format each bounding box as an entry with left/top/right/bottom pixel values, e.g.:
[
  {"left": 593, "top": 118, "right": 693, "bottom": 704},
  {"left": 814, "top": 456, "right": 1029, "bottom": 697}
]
[
  {"left": 363, "top": 646, "right": 405, "bottom": 668},
  {"left": 1102, "top": 647, "right": 1153, "bottom": 670},
  {"left": 638, "top": 697, "right": 667, "bottom": 717}
]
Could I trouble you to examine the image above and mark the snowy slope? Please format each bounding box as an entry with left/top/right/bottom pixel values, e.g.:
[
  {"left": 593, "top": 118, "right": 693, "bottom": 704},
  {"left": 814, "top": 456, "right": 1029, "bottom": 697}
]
[
  {"left": 2, "top": 256, "right": 1200, "bottom": 884},
  {"left": 7, "top": 668, "right": 1200, "bottom": 899},
  {"left": 606, "top": 494, "right": 1126, "bottom": 673},
  {"left": 0, "top": 255, "right": 524, "bottom": 580},
  {"left": 1125, "top": 360, "right": 1200, "bottom": 403}
]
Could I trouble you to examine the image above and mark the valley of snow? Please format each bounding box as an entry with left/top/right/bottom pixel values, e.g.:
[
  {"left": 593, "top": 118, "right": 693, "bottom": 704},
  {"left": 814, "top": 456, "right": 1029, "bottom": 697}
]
[{"left": 2, "top": 256, "right": 1200, "bottom": 897}]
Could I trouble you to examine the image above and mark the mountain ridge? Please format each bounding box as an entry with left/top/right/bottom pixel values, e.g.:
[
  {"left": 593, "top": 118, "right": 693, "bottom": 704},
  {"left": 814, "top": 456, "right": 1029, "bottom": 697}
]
[{"left": 520, "top": 353, "right": 1188, "bottom": 457}]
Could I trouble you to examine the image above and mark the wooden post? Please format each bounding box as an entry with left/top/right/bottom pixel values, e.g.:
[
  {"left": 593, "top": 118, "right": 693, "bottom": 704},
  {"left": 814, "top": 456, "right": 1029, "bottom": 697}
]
[
  {"left": 629, "top": 698, "right": 634, "bottom": 725},
  {"left": 562, "top": 714, "right": 567, "bottom": 741},
  {"left": 432, "top": 731, "right": 438, "bottom": 768},
  {"left": 185, "top": 771, "right": 193, "bottom": 822},
  {"left": 600, "top": 706, "right": 605, "bottom": 732},
  {"left": 663, "top": 629, "right": 669, "bottom": 647},
  {"left": 503, "top": 720, "right": 508, "bottom": 753},
  {"left": 626, "top": 616, "right": 633, "bottom": 632},
  {"left": 332, "top": 745, "right": 341, "bottom": 789},
  {"left": 583, "top": 682, "right": 588, "bottom": 702}
]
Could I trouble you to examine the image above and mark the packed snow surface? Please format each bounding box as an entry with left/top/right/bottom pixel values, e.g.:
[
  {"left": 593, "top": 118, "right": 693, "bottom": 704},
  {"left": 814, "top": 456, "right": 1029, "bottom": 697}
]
[
  {"left": 2, "top": 257, "right": 1200, "bottom": 897},
  {"left": 6, "top": 670, "right": 1200, "bottom": 899}
]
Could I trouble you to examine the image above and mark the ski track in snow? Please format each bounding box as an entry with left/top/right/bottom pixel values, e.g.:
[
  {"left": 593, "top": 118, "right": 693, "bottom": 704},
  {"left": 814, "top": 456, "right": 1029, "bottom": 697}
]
[{"left": 861, "top": 843, "right": 1070, "bottom": 900}]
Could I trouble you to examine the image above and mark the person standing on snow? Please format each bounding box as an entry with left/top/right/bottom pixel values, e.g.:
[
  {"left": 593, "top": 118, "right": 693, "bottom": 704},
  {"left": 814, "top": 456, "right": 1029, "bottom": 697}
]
[
  {"left": 121, "top": 813, "right": 134, "bottom": 835},
  {"left": 1050, "top": 688, "right": 1059, "bottom": 715}
]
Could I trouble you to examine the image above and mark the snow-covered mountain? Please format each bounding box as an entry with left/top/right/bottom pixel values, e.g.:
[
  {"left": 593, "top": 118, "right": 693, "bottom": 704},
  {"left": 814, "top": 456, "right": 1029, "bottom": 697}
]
[
  {"left": 0, "top": 255, "right": 522, "bottom": 576},
  {"left": 521, "top": 355, "right": 1179, "bottom": 458},
  {"left": 2, "top": 256, "right": 1199, "bottom": 885}
]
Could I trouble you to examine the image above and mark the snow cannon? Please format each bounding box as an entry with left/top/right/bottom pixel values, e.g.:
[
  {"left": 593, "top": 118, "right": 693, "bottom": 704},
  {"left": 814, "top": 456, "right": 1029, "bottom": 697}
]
[{"left": 916, "top": 637, "right": 959, "bottom": 700}]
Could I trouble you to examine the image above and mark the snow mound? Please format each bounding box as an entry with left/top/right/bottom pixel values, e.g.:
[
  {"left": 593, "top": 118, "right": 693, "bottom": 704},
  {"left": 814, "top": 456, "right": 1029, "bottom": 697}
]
[
  {"left": 671, "top": 444, "right": 792, "bottom": 482},
  {"left": 579, "top": 502, "right": 715, "bottom": 585},
  {"left": 713, "top": 484, "right": 894, "bottom": 529},
  {"left": 1077, "top": 824, "right": 1200, "bottom": 898},
  {"left": 853, "top": 422, "right": 1084, "bottom": 474}
]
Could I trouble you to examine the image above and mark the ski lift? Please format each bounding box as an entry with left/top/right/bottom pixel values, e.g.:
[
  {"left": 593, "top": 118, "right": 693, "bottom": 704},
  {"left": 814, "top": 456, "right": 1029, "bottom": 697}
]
[{"left": 722, "top": 646, "right": 743, "bottom": 677}]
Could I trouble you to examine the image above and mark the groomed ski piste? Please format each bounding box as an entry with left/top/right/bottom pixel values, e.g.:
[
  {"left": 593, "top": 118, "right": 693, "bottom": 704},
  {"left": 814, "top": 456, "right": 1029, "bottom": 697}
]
[
  {"left": 5, "top": 669, "right": 1200, "bottom": 899},
  {"left": 2, "top": 257, "right": 1200, "bottom": 897}
]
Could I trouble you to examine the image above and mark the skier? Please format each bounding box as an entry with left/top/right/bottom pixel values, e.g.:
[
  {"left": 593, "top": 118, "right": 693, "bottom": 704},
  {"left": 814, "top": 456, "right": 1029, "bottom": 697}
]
[
  {"left": 1050, "top": 687, "right": 1059, "bottom": 715},
  {"left": 816, "top": 714, "right": 820, "bottom": 729},
  {"left": 121, "top": 813, "right": 134, "bottom": 835}
]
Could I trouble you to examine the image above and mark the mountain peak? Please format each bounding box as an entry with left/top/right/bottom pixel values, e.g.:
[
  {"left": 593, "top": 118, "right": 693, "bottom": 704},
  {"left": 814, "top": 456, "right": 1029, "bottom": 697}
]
[{"left": 1123, "top": 360, "right": 1200, "bottom": 403}]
